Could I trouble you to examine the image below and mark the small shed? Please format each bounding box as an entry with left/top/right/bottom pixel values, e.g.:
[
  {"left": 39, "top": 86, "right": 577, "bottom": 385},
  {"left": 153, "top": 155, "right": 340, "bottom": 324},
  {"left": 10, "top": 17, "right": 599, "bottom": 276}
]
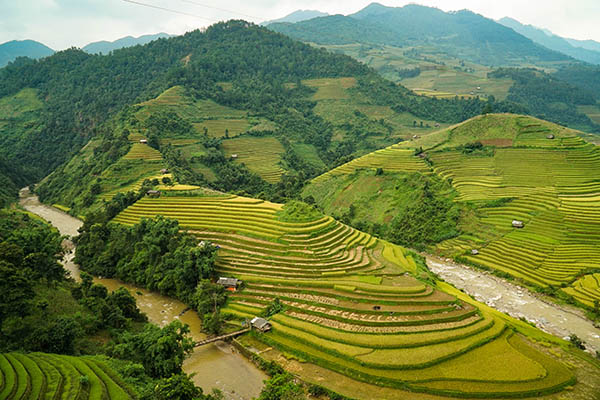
[
  {"left": 435, "top": 123, "right": 440, "bottom": 128},
  {"left": 546, "top": 134, "right": 555, "bottom": 140},
  {"left": 139, "top": 139, "right": 148, "bottom": 144},
  {"left": 250, "top": 317, "right": 272, "bottom": 332},
  {"left": 146, "top": 190, "right": 161, "bottom": 197},
  {"left": 160, "top": 168, "right": 169, "bottom": 174},
  {"left": 231, "top": 154, "right": 238, "bottom": 159},
  {"left": 512, "top": 220, "right": 524, "bottom": 228},
  {"left": 217, "top": 277, "right": 241, "bottom": 291},
  {"left": 471, "top": 249, "right": 479, "bottom": 255}
]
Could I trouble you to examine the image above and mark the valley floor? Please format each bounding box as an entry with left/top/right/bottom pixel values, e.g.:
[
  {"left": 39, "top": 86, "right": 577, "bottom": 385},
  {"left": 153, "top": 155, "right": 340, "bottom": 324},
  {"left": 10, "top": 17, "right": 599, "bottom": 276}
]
[{"left": 426, "top": 255, "right": 600, "bottom": 353}]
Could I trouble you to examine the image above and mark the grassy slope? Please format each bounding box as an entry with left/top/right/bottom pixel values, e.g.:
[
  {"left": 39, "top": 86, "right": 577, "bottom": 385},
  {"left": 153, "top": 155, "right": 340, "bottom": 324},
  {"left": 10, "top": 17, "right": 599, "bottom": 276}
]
[
  {"left": 305, "top": 113, "right": 600, "bottom": 308},
  {"left": 109, "top": 193, "right": 586, "bottom": 398},
  {"left": 304, "top": 77, "right": 451, "bottom": 146}
]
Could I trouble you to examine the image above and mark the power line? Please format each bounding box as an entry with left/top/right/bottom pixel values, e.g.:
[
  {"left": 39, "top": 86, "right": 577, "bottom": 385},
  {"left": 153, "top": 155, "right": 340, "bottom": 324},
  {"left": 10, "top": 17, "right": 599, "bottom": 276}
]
[
  {"left": 121, "top": 0, "right": 220, "bottom": 22},
  {"left": 177, "top": 0, "right": 260, "bottom": 20}
]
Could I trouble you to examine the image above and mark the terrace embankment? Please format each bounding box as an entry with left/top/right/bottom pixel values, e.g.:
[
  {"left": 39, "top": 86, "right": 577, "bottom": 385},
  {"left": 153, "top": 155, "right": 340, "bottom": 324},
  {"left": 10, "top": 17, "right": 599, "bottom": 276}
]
[
  {"left": 426, "top": 255, "right": 600, "bottom": 353},
  {"left": 18, "top": 188, "right": 267, "bottom": 400}
]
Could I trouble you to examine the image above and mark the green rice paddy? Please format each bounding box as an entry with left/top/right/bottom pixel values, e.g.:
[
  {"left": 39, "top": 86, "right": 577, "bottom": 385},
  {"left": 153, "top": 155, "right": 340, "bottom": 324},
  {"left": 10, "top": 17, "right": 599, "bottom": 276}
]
[
  {"left": 113, "top": 192, "right": 577, "bottom": 398},
  {"left": 221, "top": 136, "right": 285, "bottom": 183},
  {"left": 0, "top": 353, "right": 132, "bottom": 399}
]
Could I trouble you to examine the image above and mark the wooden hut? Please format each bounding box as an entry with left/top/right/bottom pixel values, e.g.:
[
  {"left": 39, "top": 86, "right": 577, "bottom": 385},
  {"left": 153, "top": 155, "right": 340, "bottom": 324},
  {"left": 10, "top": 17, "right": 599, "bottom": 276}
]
[
  {"left": 217, "top": 277, "right": 241, "bottom": 292},
  {"left": 139, "top": 139, "right": 148, "bottom": 144},
  {"left": 160, "top": 168, "right": 169, "bottom": 174},
  {"left": 250, "top": 317, "right": 272, "bottom": 332},
  {"left": 146, "top": 190, "right": 161, "bottom": 197},
  {"left": 512, "top": 220, "right": 524, "bottom": 228}
]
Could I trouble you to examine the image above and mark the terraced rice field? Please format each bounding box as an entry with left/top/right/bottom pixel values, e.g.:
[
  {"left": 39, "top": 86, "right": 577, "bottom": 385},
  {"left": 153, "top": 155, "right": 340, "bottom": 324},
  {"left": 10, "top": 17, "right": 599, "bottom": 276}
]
[
  {"left": 436, "top": 139, "right": 600, "bottom": 292},
  {"left": 221, "top": 136, "right": 285, "bottom": 183},
  {"left": 0, "top": 353, "right": 132, "bottom": 399},
  {"left": 311, "top": 114, "right": 600, "bottom": 306},
  {"left": 312, "top": 144, "right": 430, "bottom": 184},
  {"left": 113, "top": 194, "right": 576, "bottom": 398},
  {"left": 193, "top": 119, "right": 251, "bottom": 138},
  {"left": 122, "top": 143, "right": 162, "bottom": 161},
  {"left": 562, "top": 274, "right": 600, "bottom": 307}
]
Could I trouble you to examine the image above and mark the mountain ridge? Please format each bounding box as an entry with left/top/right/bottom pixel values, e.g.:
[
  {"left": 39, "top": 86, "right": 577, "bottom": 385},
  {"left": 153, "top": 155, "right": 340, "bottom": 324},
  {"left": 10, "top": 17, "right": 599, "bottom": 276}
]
[
  {"left": 498, "top": 17, "right": 600, "bottom": 64},
  {"left": 82, "top": 32, "right": 173, "bottom": 54},
  {"left": 0, "top": 39, "right": 54, "bottom": 67},
  {"left": 268, "top": 3, "right": 572, "bottom": 67},
  {"left": 261, "top": 9, "right": 329, "bottom": 25}
]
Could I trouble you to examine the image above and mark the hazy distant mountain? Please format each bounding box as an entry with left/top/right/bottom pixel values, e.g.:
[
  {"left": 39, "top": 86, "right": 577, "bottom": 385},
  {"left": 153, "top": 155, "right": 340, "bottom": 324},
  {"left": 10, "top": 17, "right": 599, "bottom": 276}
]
[
  {"left": 83, "top": 33, "right": 172, "bottom": 54},
  {"left": 498, "top": 17, "right": 600, "bottom": 65},
  {"left": 262, "top": 10, "right": 329, "bottom": 25},
  {"left": 565, "top": 38, "right": 600, "bottom": 53},
  {"left": 0, "top": 40, "right": 54, "bottom": 67},
  {"left": 269, "top": 3, "right": 570, "bottom": 66}
]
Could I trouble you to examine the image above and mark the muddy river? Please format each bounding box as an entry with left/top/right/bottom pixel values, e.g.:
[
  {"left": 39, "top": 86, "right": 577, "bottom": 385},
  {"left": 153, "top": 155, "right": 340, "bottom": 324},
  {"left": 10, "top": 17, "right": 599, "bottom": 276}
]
[
  {"left": 427, "top": 255, "right": 600, "bottom": 353},
  {"left": 19, "top": 188, "right": 266, "bottom": 399}
]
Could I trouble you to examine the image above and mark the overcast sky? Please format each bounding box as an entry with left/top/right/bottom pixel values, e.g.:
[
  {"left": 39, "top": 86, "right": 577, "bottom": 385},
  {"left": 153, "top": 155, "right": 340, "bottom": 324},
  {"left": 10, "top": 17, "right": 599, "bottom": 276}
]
[{"left": 2, "top": 0, "right": 599, "bottom": 50}]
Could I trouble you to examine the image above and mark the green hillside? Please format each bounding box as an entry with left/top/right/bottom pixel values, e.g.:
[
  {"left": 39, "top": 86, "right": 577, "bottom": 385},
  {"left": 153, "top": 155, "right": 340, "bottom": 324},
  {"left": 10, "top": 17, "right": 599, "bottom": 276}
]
[
  {"left": 101, "top": 192, "right": 592, "bottom": 398},
  {"left": 304, "top": 114, "right": 600, "bottom": 310}
]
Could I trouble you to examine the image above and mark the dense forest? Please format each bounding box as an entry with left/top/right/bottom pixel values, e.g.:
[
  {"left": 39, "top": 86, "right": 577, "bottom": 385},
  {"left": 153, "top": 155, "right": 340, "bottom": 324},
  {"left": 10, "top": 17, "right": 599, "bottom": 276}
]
[
  {"left": 553, "top": 63, "right": 600, "bottom": 100},
  {"left": 0, "top": 209, "right": 228, "bottom": 398},
  {"left": 488, "top": 67, "right": 599, "bottom": 131}
]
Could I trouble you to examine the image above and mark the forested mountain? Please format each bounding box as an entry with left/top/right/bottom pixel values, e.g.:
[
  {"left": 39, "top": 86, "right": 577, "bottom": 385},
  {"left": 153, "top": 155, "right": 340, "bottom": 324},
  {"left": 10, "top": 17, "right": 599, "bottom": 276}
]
[
  {"left": 0, "top": 20, "right": 521, "bottom": 208},
  {"left": 261, "top": 10, "right": 329, "bottom": 25},
  {"left": 553, "top": 63, "right": 600, "bottom": 100},
  {"left": 0, "top": 39, "right": 54, "bottom": 67},
  {"left": 268, "top": 3, "right": 571, "bottom": 66},
  {"left": 498, "top": 17, "right": 600, "bottom": 65},
  {"left": 82, "top": 33, "right": 173, "bottom": 54},
  {"left": 488, "top": 68, "right": 598, "bottom": 130}
]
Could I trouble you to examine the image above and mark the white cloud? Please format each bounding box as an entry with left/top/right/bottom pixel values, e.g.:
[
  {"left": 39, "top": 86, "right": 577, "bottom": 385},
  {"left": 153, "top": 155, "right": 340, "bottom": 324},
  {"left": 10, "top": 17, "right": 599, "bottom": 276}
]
[{"left": 0, "top": 0, "right": 599, "bottom": 50}]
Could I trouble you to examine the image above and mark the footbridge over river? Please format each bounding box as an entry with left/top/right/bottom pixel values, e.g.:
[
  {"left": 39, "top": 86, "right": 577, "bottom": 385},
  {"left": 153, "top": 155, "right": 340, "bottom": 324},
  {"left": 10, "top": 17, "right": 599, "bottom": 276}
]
[{"left": 194, "top": 328, "right": 251, "bottom": 347}]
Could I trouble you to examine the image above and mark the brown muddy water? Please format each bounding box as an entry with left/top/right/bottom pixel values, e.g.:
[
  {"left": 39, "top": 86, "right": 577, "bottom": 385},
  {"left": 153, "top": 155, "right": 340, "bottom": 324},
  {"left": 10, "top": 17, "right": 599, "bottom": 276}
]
[{"left": 19, "top": 188, "right": 266, "bottom": 399}]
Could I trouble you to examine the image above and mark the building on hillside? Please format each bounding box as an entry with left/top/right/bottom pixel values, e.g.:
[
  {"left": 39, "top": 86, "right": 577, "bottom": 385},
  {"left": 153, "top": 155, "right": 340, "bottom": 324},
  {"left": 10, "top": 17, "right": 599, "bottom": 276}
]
[
  {"left": 250, "top": 317, "right": 272, "bottom": 332},
  {"left": 547, "top": 134, "right": 555, "bottom": 140},
  {"left": 217, "top": 277, "right": 241, "bottom": 291},
  {"left": 146, "top": 190, "right": 161, "bottom": 197},
  {"left": 231, "top": 154, "right": 238, "bottom": 159},
  {"left": 160, "top": 168, "right": 169, "bottom": 174},
  {"left": 139, "top": 139, "right": 148, "bottom": 144},
  {"left": 512, "top": 220, "right": 524, "bottom": 228},
  {"left": 471, "top": 249, "right": 479, "bottom": 255}
]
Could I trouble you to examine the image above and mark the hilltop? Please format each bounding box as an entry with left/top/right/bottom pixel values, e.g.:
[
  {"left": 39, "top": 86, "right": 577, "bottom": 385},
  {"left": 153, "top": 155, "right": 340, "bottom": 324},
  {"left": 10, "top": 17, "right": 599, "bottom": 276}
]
[
  {"left": 304, "top": 113, "right": 600, "bottom": 313},
  {"left": 0, "top": 39, "right": 54, "bottom": 67}
]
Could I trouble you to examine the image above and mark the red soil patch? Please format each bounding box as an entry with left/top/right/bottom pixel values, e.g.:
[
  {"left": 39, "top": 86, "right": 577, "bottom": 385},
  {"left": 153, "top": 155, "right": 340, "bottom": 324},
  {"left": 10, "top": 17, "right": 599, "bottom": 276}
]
[{"left": 480, "top": 138, "right": 513, "bottom": 147}]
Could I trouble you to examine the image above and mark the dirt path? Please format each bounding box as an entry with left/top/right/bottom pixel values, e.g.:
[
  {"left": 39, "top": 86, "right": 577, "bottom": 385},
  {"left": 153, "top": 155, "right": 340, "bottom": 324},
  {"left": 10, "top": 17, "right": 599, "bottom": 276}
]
[{"left": 426, "top": 255, "right": 600, "bottom": 353}]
